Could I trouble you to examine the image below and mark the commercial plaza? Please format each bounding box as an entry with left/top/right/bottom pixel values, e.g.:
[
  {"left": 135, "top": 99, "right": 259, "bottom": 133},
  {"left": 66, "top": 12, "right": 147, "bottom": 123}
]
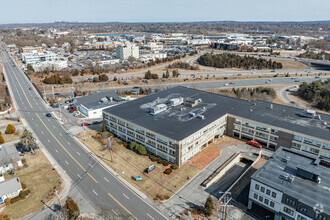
[{"left": 103, "top": 86, "right": 330, "bottom": 167}]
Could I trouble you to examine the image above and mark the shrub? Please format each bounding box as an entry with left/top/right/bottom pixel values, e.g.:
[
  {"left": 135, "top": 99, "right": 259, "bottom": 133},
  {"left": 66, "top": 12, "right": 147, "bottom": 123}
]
[
  {"left": 149, "top": 155, "right": 157, "bottom": 162},
  {"left": 172, "top": 164, "right": 179, "bottom": 170},
  {"left": 4, "top": 198, "right": 10, "bottom": 205},
  {"left": 164, "top": 168, "right": 172, "bottom": 175},
  {"left": 19, "top": 190, "right": 26, "bottom": 198},
  {"left": 156, "top": 158, "right": 163, "bottom": 164},
  {"left": 129, "top": 142, "right": 136, "bottom": 151},
  {"left": 22, "top": 158, "right": 27, "bottom": 164},
  {"left": 137, "top": 145, "right": 147, "bottom": 156},
  {"left": 0, "top": 134, "right": 4, "bottom": 144},
  {"left": 10, "top": 196, "right": 22, "bottom": 204},
  {"left": 204, "top": 195, "right": 214, "bottom": 216},
  {"left": 162, "top": 160, "right": 169, "bottom": 166},
  {"left": 26, "top": 189, "right": 30, "bottom": 195},
  {"left": 5, "top": 124, "right": 16, "bottom": 134}
]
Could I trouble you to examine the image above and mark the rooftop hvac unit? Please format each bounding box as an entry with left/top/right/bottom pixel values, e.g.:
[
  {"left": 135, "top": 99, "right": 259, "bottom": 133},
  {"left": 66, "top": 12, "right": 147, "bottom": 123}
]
[
  {"left": 281, "top": 156, "right": 290, "bottom": 163},
  {"left": 197, "top": 115, "right": 205, "bottom": 119},
  {"left": 288, "top": 175, "right": 295, "bottom": 183},
  {"left": 188, "top": 112, "right": 196, "bottom": 117},
  {"left": 270, "top": 104, "right": 273, "bottom": 109},
  {"left": 280, "top": 173, "right": 289, "bottom": 181}
]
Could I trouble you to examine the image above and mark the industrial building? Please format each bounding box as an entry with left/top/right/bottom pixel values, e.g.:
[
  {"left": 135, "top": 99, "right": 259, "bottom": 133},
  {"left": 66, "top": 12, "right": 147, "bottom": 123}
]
[
  {"left": 21, "top": 51, "right": 59, "bottom": 64},
  {"left": 76, "top": 91, "right": 125, "bottom": 119},
  {"left": 249, "top": 147, "right": 330, "bottom": 220},
  {"left": 116, "top": 42, "right": 139, "bottom": 60},
  {"left": 103, "top": 86, "right": 330, "bottom": 166}
]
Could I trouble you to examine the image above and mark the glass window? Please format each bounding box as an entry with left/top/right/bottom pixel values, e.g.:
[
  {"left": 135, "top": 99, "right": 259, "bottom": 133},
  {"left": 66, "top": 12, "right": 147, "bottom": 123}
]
[
  {"left": 254, "top": 193, "right": 258, "bottom": 199},
  {"left": 261, "top": 187, "right": 265, "bottom": 193},
  {"left": 259, "top": 196, "right": 263, "bottom": 202},
  {"left": 264, "top": 198, "right": 269, "bottom": 205},
  {"left": 283, "top": 207, "right": 294, "bottom": 216},
  {"left": 294, "top": 135, "right": 303, "bottom": 142},
  {"left": 297, "top": 215, "right": 307, "bottom": 220},
  {"left": 255, "top": 184, "right": 260, "bottom": 190},
  {"left": 272, "top": 192, "right": 276, "bottom": 198},
  {"left": 323, "top": 143, "right": 330, "bottom": 150},
  {"left": 266, "top": 189, "right": 271, "bottom": 195},
  {"left": 270, "top": 201, "right": 275, "bottom": 207}
]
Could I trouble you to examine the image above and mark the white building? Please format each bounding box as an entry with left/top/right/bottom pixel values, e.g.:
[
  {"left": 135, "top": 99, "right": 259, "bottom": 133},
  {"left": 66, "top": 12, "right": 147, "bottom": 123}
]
[
  {"left": 0, "top": 145, "right": 23, "bottom": 176},
  {"left": 21, "top": 51, "right": 59, "bottom": 64},
  {"left": 0, "top": 178, "right": 22, "bottom": 205},
  {"left": 32, "top": 60, "right": 68, "bottom": 72},
  {"left": 116, "top": 42, "right": 139, "bottom": 60},
  {"left": 144, "top": 42, "right": 163, "bottom": 51},
  {"left": 140, "top": 52, "right": 167, "bottom": 62}
]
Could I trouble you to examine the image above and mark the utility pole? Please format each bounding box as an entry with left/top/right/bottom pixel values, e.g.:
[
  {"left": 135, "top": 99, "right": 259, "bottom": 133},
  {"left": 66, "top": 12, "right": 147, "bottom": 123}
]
[
  {"left": 71, "top": 84, "right": 74, "bottom": 98},
  {"left": 43, "top": 85, "right": 46, "bottom": 100},
  {"left": 83, "top": 124, "right": 85, "bottom": 140},
  {"left": 54, "top": 190, "right": 62, "bottom": 209},
  {"left": 52, "top": 85, "right": 54, "bottom": 99},
  {"left": 108, "top": 137, "right": 113, "bottom": 162}
]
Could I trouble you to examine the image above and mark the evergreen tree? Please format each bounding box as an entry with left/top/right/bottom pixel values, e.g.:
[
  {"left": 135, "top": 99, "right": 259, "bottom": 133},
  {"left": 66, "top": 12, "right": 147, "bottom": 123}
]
[{"left": 204, "top": 195, "right": 214, "bottom": 217}]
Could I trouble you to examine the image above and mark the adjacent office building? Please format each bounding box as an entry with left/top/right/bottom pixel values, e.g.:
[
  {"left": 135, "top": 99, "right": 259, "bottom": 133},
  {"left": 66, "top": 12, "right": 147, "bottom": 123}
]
[
  {"left": 116, "top": 42, "right": 139, "bottom": 60},
  {"left": 249, "top": 147, "right": 330, "bottom": 220},
  {"left": 103, "top": 86, "right": 330, "bottom": 167},
  {"left": 21, "top": 51, "right": 59, "bottom": 64}
]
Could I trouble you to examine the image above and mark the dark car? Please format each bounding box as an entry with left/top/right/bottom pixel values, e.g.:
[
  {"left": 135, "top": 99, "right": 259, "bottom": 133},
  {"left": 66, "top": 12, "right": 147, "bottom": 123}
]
[
  {"left": 92, "top": 121, "right": 101, "bottom": 124},
  {"left": 46, "top": 113, "right": 51, "bottom": 117},
  {"left": 29, "top": 87, "right": 32, "bottom": 90}
]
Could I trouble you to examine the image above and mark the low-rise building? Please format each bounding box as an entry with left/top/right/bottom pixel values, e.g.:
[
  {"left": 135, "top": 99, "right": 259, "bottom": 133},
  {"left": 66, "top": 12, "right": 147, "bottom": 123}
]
[
  {"left": 249, "top": 147, "right": 330, "bottom": 220},
  {"left": 32, "top": 60, "right": 68, "bottom": 72},
  {"left": 21, "top": 51, "right": 59, "bottom": 64},
  {"left": 0, "top": 177, "right": 22, "bottom": 205},
  {"left": 0, "top": 145, "right": 23, "bottom": 175},
  {"left": 103, "top": 86, "right": 330, "bottom": 167}
]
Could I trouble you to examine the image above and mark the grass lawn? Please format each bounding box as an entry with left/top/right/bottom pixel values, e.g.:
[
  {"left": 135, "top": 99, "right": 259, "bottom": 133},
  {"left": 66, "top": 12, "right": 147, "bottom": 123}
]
[
  {"left": 2, "top": 130, "right": 23, "bottom": 143},
  {"left": 78, "top": 130, "right": 202, "bottom": 200},
  {"left": 2, "top": 149, "right": 61, "bottom": 220}
]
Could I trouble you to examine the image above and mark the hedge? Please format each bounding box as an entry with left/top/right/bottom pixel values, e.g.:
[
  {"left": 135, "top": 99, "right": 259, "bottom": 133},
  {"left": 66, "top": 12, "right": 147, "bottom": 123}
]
[
  {"left": 10, "top": 196, "right": 22, "bottom": 204},
  {"left": 172, "top": 164, "right": 179, "bottom": 170},
  {"left": 4, "top": 198, "right": 10, "bottom": 205},
  {"left": 5, "top": 124, "right": 16, "bottom": 134}
]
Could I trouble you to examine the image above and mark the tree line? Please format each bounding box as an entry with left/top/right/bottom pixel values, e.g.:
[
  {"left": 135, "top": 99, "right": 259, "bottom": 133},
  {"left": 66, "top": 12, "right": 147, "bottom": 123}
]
[
  {"left": 167, "top": 61, "right": 199, "bottom": 70},
  {"left": 298, "top": 51, "right": 330, "bottom": 61},
  {"left": 219, "top": 87, "right": 277, "bottom": 102},
  {"left": 298, "top": 79, "right": 330, "bottom": 111},
  {"left": 43, "top": 74, "right": 73, "bottom": 84},
  {"left": 197, "top": 53, "right": 283, "bottom": 70}
]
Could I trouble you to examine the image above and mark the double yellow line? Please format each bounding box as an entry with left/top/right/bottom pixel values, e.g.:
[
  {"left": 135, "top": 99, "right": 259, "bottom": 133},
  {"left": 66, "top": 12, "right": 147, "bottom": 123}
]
[{"left": 5, "top": 54, "right": 139, "bottom": 220}]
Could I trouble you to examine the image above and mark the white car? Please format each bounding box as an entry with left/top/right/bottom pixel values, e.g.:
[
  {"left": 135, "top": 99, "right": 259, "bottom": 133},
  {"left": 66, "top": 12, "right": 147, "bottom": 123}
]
[{"left": 74, "top": 112, "right": 80, "bottom": 117}]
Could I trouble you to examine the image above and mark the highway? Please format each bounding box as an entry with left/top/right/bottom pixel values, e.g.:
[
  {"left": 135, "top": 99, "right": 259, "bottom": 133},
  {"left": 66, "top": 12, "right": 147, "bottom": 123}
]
[{"left": 0, "top": 45, "right": 167, "bottom": 220}]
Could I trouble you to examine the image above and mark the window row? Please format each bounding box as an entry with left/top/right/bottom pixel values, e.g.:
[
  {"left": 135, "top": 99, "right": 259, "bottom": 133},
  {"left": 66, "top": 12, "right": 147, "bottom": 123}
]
[
  {"left": 253, "top": 193, "right": 274, "bottom": 208},
  {"left": 255, "top": 184, "right": 277, "bottom": 198}
]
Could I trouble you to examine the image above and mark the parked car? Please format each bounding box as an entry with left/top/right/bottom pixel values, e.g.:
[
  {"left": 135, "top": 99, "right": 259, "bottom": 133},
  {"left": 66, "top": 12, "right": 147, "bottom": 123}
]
[
  {"left": 69, "top": 109, "right": 75, "bottom": 113},
  {"left": 248, "top": 140, "right": 262, "bottom": 148},
  {"left": 82, "top": 122, "right": 90, "bottom": 126},
  {"left": 46, "top": 113, "right": 51, "bottom": 117},
  {"left": 74, "top": 112, "right": 80, "bottom": 117},
  {"left": 92, "top": 121, "right": 101, "bottom": 124},
  {"left": 29, "top": 87, "right": 32, "bottom": 90}
]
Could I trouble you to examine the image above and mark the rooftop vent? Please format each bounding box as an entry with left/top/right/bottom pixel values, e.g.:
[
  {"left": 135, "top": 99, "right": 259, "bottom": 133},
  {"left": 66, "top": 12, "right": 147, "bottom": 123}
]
[
  {"left": 197, "top": 115, "right": 205, "bottom": 120},
  {"left": 270, "top": 104, "right": 273, "bottom": 109},
  {"left": 249, "top": 109, "right": 253, "bottom": 112},
  {"left": 279, "top": 173, "right": 295, "bottom": 183},
  {"left": 281, "top": 156, "right": 290, "bottom": 163}
]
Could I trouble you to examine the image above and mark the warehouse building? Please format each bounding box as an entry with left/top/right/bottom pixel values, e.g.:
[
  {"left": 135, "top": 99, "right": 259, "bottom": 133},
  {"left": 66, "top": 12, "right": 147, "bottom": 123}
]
[
  {"left": 103, "top": 86, "right": 330, "bottom": 166},
  {"left": 249, "top": 147, "right": 330, "bottom": 220}
]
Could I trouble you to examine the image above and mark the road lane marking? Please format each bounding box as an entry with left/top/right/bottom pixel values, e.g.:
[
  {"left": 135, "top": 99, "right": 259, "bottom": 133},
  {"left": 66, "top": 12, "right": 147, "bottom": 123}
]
[
  {"left": 31, "top": 118, "right": 34, "bottom": 121},
  {"left": 36, "top": 124, "right": 38, "bottom": 127},
  {"left": 53, "top": 125, "right": 55, "bottom": 128},
  {"left": 41, "top": 131, "right": 44, "bottom": 134},
  {"left": 104, "top": 177, "right": 109, "bottom": 182},
  {"left": 55, "top": 149, "right": 58, "bottom": 153},
  {"left": 60, "top": 133, "right": 62, "bottom": 136},
  {"left": 8, "top": 63, "right": 33, "bottom": 108},
  {"left": 77, "top": 174, "right": 81, "bottom": 179},
  {"left": 147, "top": 213, "right": 154, "bottom": 220},
  {"left": 112, "top": 210, "right": 118, "bottom": 216},
  {"left": 123, "top": 193, "right": 129, "bottom": 200},
  {"left": 107, "top": 193, "right": 137, "bottom": 220},
  {"left": 67, "top": 142, "right": 71, "bottom": 145},
  {"left": 65, "top": 160, "right": 69, "bottom": 165},
  {"left": 89, "top": 163, "right": 93, "bottom": 167},
  {"left": 92, "top": 190, "right": 98, "bottom": 196},
  {"left": 35, "top": 113, "right": 98, "bottom": 183},
  {"left": 77, "top": 152, "right": 80, "bottom": 156},
  {"left": 47, "top": 139, "right": 50, "bottom": 143}
]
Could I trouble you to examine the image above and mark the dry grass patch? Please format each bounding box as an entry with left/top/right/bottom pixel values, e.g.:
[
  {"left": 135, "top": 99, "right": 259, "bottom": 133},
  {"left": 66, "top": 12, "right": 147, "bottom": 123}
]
[
  {"left": 77, "top": 130, "right": 202, "bottom": 200},
  {"left": 2, "top": 149, "right": 61, "bottom": 220},
  {"left": 2, "top": 130, "right": 23, "bottom": 143}
]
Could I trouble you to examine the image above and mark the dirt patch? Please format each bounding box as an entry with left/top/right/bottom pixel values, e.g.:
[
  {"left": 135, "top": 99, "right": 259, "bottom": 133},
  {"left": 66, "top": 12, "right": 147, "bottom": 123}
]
[
  {"left": 190, "top": 147, "right": 220, "bottom": 170},
  {"left": 2, "top": 130, "right": 23, "bottom": 143},
  {"left": 77, "top": 130, "right": 218, "bottom": 200},
  {"left": 2, "top": 149, "right": 61, "bottom": 220}
]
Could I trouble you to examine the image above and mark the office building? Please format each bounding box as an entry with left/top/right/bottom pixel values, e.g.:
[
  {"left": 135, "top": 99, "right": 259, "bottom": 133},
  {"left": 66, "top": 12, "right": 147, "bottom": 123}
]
[
  {"left": 103, "top": 86, "right": 330, "bottom": 166},
  {"left": 249, "top": 147, "right": 330, "bottom": 220},
  {"left": 116, "top": 42, "right": 139, "bottom": 60}
]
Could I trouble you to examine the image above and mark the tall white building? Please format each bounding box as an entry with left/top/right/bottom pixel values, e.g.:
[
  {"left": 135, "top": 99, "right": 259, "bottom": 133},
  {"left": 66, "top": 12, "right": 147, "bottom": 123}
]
[{"left": 116, "top": 42, "right": 139, "bottom": 60}]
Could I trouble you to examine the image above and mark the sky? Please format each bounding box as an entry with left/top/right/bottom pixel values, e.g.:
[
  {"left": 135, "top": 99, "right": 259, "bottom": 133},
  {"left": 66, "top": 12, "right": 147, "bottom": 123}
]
[{"left": 0, "top": 0, "right": 329, "bottom": 24}]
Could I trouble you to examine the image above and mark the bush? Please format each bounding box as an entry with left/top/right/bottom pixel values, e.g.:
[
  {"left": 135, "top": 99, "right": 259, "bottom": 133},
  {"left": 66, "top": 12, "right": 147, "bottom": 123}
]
[
  {"left": 162, "top": 160, "right": 169, "bottom": 166},
  {"left": 164, "top": 168, "right": 172, "bottom": 175},
  {"left": 149, "top": 155, "right": 157, "bottom": 162},
  {"left": 129, "top": 142, "right": 136, "bottom": 151},
  {"left": 136, "top": 145, "right": 147, "bottom": 156},
  {"left": 156, "top": 158, "right": 163, "bottom": 164},
  {"left": 10, "top": 196, "right": 22, "bottom": 204},
  {"left": 4, "top": 198, "right": 10, "bottom": 205},
  {"left": 22, "top": 158, "right": 27, "bottom": 164},
  {"left": 19, "top": 190, "right": 26, "bottom": 198},
  {"left": 26, "top": 189, "right": 30, "bottom": 195},
  {"left": 172, "top": 164, "right": 179, "bottom": 170},
  {"left": 5, "top": 124, "right": 16, "bottom": 134},
  {"left": 0, "top": 134, "right": 4, "bottom": 144}
]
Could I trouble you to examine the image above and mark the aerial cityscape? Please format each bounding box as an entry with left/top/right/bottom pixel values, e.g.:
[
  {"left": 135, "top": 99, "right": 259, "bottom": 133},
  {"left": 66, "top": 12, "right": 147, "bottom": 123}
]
[{"left": 0, "top": 1, "right": 329, "bottom": 220}]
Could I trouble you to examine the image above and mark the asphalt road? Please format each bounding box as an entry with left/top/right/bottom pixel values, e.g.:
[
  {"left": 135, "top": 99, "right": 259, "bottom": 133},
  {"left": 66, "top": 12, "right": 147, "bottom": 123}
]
[{"left": 0, "top": 45, "right": 167, "bottom": 220}]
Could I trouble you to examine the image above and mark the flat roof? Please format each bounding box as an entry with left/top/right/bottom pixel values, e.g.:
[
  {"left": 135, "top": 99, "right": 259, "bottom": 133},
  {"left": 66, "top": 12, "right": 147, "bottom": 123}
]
[
  {"left": 76, "top": 90, "right": 124, "bottom": 110},
  {"left": 252, "top": 147, "right": 330, "bottom": 213},
  {"left": 103, "top": 86, "right": 330, "bottom": 141}
]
